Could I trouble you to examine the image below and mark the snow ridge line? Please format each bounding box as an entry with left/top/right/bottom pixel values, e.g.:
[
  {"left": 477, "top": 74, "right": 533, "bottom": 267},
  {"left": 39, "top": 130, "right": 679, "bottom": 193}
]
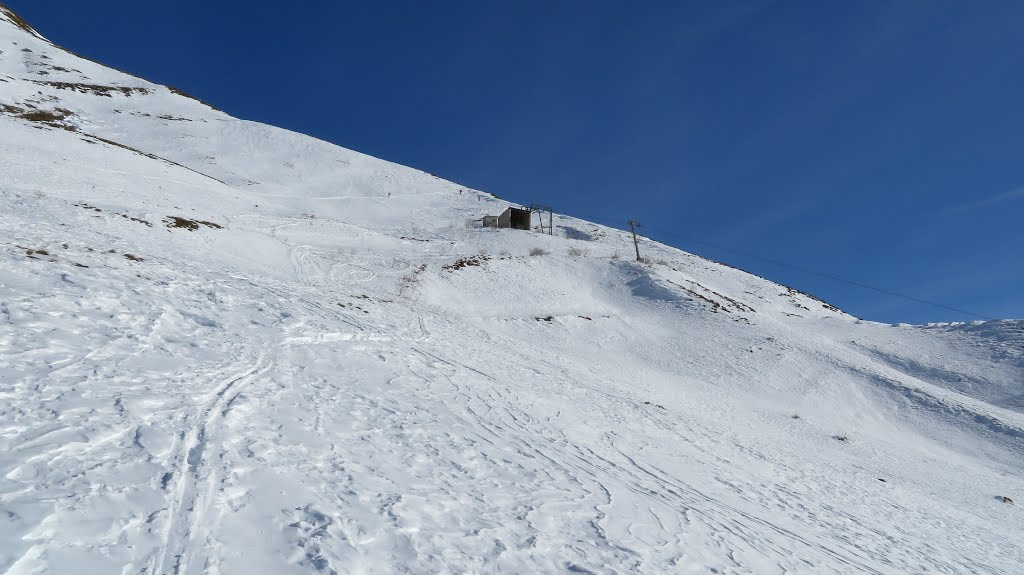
[{"left": 147, "top": 355, "right": 272, "bottom": 575}]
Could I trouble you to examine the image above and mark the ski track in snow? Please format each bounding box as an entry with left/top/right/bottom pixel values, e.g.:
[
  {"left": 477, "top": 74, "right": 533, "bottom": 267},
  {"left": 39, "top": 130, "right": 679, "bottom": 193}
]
[
  {"left": 150, "top": 357, "right": 272, "bottom": 575},
  {"left": 1, "top": 8, "right": 1023, "bottom": 574}
]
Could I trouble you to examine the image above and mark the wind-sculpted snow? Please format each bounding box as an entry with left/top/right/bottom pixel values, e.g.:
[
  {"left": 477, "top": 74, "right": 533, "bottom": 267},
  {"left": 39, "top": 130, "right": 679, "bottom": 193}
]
[{"left": 1, "top": 7, "right": 1023, "bottom": 574}]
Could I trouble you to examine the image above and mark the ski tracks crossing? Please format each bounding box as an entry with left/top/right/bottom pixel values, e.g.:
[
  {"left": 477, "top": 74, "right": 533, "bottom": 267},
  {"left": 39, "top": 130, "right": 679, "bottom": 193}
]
[{"left": 147, "top": 355, "right": 272, "bottom": 575}]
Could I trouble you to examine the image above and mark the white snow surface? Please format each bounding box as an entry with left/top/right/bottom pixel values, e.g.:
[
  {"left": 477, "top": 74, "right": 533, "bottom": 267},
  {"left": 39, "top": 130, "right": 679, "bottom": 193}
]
[{"left": 1, "top": 8, "right": 1022, "bottom": 574}]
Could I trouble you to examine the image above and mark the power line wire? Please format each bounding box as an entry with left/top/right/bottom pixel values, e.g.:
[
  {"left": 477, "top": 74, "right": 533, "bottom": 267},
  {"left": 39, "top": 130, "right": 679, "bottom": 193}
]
[{"left": 558, "top": 209, "right": 994, "bottom": 321}]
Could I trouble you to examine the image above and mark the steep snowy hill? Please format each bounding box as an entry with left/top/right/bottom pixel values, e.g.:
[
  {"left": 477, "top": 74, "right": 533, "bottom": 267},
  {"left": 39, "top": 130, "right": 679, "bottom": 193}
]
[{"left": 1, "top": 6, "right": 1022, "bottom": 574}]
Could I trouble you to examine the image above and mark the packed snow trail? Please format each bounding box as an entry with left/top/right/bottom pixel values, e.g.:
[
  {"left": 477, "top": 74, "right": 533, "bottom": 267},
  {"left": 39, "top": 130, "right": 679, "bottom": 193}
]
[{"left": 1, "top": 5, "right": 1023, "bottom": 574}]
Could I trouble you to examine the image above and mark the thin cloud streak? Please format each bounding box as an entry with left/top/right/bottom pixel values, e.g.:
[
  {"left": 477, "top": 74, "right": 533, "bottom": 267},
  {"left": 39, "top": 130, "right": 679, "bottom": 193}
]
[{"left": 936, "top": 187, "right": 1024, "bottom": 216}]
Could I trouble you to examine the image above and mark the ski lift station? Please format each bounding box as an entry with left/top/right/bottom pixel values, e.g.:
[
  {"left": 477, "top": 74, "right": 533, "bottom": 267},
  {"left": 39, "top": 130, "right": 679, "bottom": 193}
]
[{"left": 483, "top": 207, "right": 531, "bottom": 230}]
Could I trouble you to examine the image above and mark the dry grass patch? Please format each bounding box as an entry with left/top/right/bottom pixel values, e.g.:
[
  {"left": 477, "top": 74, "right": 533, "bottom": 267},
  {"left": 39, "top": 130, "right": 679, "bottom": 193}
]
[
  {"left": 164, "top": 216, "right": 223, "bottom": 231},
  {"left": 31, "top": 80, "right": 150, "bottom": 97},
  {"left": 166, "top": 85, "right": 222, "bottom": 111},
  {"left": 0, "top": 104, "right": 76, "bottom": 130},
  {"left": 444, "top": 255, "right": 489, "bottom": 271},
  {"left": 0, "top": 4, "right": 42, "bottom": 36}
]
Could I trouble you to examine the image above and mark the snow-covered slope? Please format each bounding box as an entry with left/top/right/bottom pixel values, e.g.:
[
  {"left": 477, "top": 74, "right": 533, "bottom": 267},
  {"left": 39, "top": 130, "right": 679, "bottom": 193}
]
[{"left": 1, "top": 6, "right": 1022, "bottom": 574}]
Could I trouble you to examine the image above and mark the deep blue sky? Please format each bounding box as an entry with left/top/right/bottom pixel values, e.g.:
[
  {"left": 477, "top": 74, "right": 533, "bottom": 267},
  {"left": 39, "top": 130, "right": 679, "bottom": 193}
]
[{"left": 8, "top": 0, "right": 1022, "bottom": 322}]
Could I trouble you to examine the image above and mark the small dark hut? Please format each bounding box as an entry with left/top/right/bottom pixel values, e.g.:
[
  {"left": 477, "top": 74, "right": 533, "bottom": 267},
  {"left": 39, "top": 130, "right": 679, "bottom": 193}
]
[
  {"left": 482, "top": 215, "right": 498, "bottom": 228},
  {"left": 497, "top": 207, "right": 531, "bottom": 230}
]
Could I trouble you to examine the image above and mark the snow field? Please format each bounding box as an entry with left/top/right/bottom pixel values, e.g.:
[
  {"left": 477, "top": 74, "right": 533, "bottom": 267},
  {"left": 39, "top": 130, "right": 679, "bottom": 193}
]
[{"left": 2, "top": 9, "right": 1023, "bottom": 574}]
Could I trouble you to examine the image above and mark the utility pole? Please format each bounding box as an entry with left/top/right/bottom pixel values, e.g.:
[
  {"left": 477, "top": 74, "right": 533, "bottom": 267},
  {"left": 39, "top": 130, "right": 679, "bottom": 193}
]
[
  {"left": 528, "top": 204, "right": 554, "bottom": 235},
  {"left": 628, "top": 220, "right": 642, "bottom": 261}
]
